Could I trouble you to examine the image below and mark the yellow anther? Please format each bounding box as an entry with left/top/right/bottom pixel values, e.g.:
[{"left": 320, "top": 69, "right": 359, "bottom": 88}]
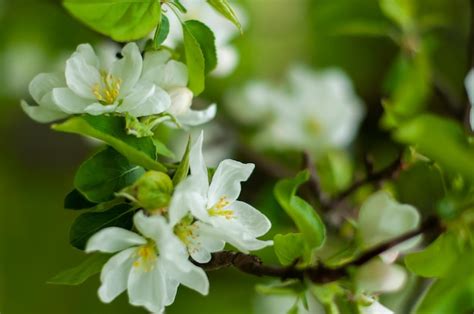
[
  {"left": 208, "top": 197, "right": 234, "bottom": 219},
  {"left": 133, "top": 242, "right": 157, "bottom": 272},
  {"left": 91, "top": 72, "right": 122, "bottom": 104}
]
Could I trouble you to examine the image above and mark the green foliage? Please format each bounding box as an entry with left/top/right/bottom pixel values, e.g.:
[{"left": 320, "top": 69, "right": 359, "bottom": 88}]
[
  {"left": 74, "top": 147, "right": 145, "bottom": 203},
  {"left": 173, "top": 137, "right": 191, "bottom": 186},
  {"left": 182, "top": 20, "right": 217, "bottom": 95},
  {"left": 274, "top": 171, "right": 326, "bottom": 249},
  {"left": 405, "top": 232, "right": 460, "bottom": 278},
  {"left": 379, "top": 0, "right": 415, "bottom": 31},
  {"left": 64, "top": 189, "right": 97, "bottom": 210},
  {"left": 273, "top": 233, "right": 306, "bottom": 266},
  {"left": 53, "top": 115, "right": 166, "bottom": 172},
  {"left": 414, "top": 251, "right": 474, "bottom": 313},
  {"left": 153, "top": 14, "right": 170, "bottom": 49},
  {"left": 48, "top": 253, "right": 110, "bottom": 285},
  {"left": 63, "top": 0, "right": 162, "bottom": 41},
  {"left": 70, "top": 204, "right": 135, "bottom": 250},
  {"left": 207, "top": 0, "right": 242, "bottom": 32},
  {"left": 394, "top": 114, "right": 474, "bottom": 182},
  {"left": 120, "top": 171, "right": 173, "bottom": 210}
]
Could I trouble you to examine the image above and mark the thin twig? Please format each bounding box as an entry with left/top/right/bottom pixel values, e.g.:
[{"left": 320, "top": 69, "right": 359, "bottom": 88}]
[
  {"left": 194, "top": 216, "right": 442, "bottom": 284},
  {"left": 324, "top": 155, "right": 404, "bottom": 210}
]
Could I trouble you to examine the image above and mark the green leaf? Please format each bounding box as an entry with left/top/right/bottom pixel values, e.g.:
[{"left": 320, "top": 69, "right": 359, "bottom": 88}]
[
  {"left": 153, "top": 14, "right": 170, "bottom": 49},
  {"left": 75, "top": 147, "right": 145, "bottom": 203},
  {"left": 273, "top": 233, "right": 306, "bottom": 266},
  {"left": 394, "top": 114, "right": 474, "bottom": 182},
  {"left": 405, "top": 232, "right": 460, "bottom": 278},
  {"left": 414, "top": 251, "right": 474, "bottom": 314},
  {"left": 207, "top": 0, "right": 242, "bottom": 32},
  {"left": 379, "top": 0, "right": 414, "bottom": 31},
  {"left": 173, "top": 137, "right": 191, "bottom": 186},
  {"left": 53, "top": 115, "right": 166, "bottom": 172},
  {"left": 331, "top": 20, "right": 395, "bottom": 38},
  {"left": 184, "top": 20, "right": 217, "bottom": 74},
  {"left": 48, "top": 253, "right": 110, "bottom": 285},
  {"left": 182, "top": 21, "right": 206, "bottom": 95},
  {"left": 153, "top": 138, "right": 175, "bottom": 159},
  {"left": 63, "top": 0, "right": 162, "bottom": 42},
  {"left": 256, "top": 280, "right": 304, "bottom": 296},
  {"left": 64, "top": 189, "right": 97, "bottom": 210},
  {"left": 70, "top": 204, "right": 135, "bottom": 250},
  {"left": 274, "top": 171, "right": 326, "bottom": 249}
]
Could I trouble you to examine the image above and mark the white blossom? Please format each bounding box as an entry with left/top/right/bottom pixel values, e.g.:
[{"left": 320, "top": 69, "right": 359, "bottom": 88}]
[
  {"left": 86, "top": 211, "right": 208, "bottom": 313},
  {"left": 225, "top": 65, "right": 365, "bottom": 157},
  {"left": 465, "top": 68, "right": 474, "bottom": 130},
  {"left": 21, "top": 43, "right": 215, "bottom": 127},
  {"left": 168, "top": 132, "right": 272, "bottom": 263}
]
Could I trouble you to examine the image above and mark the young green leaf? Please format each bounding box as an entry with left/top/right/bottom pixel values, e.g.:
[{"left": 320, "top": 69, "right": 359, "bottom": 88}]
[
  {"left": 63, "top": 0, "right": 162, "bottom": 42},
  {"left": 173, "top": 136, "right": 191, "bottom": 186},
  {"left": 153, "top": 14, "right": 170, "bottom": 49},
  {"left": 273, "top": 233, "right": 306, "bottom": 266},
  {"left": 53, "top": 115, "right": 166, "bottom": 172},
  {"left": 414, "top": 250, "right": 474, "bottom": 314},
  {"left": 207, "top": 0, "right": 242, "bottom": 32},
  {"left": 48, "top": 253, "right": 110, "bottom": 285},
  {"left": 184, "top": 20, "right": 217, "bottom": 74},
  {"left": 153, "top": 138, "right": 176, "bottom": 159},
  {"left": 405, "top": 232, "right": 460, "bottom": 278},
  {"left": 394, "top": 114, "right": 474, "bottom": 182},
  {"left": 379, "top": 0, "right": 414, "bottom": 31},
  {"left": 274, "top": 171, "right": 326, "bottom": 249},
  {"left": 182, "top": 20, "right": 209, "bottom": 95},
  {"left": 74, "top": 147, "right": 146, "bottom": 203},
  {"left": 70, "top": 204, "right": 135, "bottom": 250}
]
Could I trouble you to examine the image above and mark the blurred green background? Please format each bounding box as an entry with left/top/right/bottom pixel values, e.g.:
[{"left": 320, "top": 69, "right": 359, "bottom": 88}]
[{"left": 0, "top": 0, "right": 470, "bottom": 313}]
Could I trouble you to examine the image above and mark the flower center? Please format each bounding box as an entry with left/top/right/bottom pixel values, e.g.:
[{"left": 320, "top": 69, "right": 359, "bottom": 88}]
[
  {"left": 133, "top": 241, "right": 157, "bottom": 272},
  {"left": 208, "top": 196, "right": 234, "bottom": 219},
  {"left": 174, "top": 215, "right": 195, "bottom": 245},
  {"left": 92, "top": 70, "right": 122, "bottom": 105}
]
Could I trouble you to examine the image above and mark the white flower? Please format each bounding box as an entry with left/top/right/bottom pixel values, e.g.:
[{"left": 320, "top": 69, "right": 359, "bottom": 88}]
[
  {"left": 86, "top": 211, "right": 209, "bottom": 313},
  {"left": 168, "top": 132, "right": 272, "bottom": 263},
  {"left": 465, "top": 68, "right": 474, "bottom": 130},
  {"left": 358, "top": 191, "right": 420, "bottom": 263},
  {"left": 225, "top": 65, "right": 365, "bottom": 157},
  {"left": 164, "top": 0, "right": 246, "bottom": 77},
  {"left": 21, "top": 43, "right": 215, "bottom": 127},
  {"left": 355, "top": 258, "right": 407, "bottom": 293}
]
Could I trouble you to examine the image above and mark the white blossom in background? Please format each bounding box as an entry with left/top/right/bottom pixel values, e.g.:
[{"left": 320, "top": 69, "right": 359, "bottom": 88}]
[
  {"left": 465, "top": 68, "right": 474, "bottom": 130},
  {"left": 21, "top": 43, "right": 215, "bottom": 126},
  {"left": 254, "top": 291, "right": 324, "bottom": 314},
  {"left": 225, "top": 65, "right": 365, "bottom": 157},
  {"left": 169, "top": 132, "right": 272, "bottom": 263},
  {"left": 86, "top": 211, "right": 209, "bottom": 313},
  {"left": 164, "top": 0, "right": 246, "bottom": 77}
]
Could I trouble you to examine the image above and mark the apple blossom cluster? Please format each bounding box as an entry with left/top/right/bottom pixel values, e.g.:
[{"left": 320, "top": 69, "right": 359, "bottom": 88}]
[
  {"left": 86, "top": 132, "right": 272, "bottom": 312},
  {"left": 225, "top": 65, "right": 365, "bottom": 157}
]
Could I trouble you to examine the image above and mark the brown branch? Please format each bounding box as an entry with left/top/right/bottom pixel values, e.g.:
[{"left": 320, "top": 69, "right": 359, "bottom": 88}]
[
  {"left": 324, "top": 154, "right": 404, "bottom": 210},
  {"left": 194, "top": 216, "right": 442, "bottom": 284}
]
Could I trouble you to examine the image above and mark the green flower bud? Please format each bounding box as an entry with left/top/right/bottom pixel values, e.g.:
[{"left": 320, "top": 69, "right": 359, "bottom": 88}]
[{"left": 126, "top": 171, "right": 173, "bottom": 211}]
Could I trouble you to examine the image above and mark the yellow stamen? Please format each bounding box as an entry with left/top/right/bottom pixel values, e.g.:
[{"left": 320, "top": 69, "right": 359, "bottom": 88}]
[
  {"left": 133, "top": 241, "right": 157, "bottom": 272},
  {"left": 208, "top": 196, "right": 234, "bottom": 219},
  {"left": 91, "top": 71, "right": 122, "bottom": 105}
]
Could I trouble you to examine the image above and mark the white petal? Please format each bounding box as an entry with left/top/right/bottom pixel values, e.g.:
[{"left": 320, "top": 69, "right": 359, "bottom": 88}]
[
  {"left": 189, "top": 131, "right": 210, "bottom": 193},
  {"left": 189, "top": 222, "right": 225, "bottom": 263},
  {"left": 177, "top": 104, "right": 217, "bottom": 127},
  {"left": 84, "top": 103, "right": 118, "bottom": 115},
  {"left": 168, "top": 87, "right": 193, "bottom": 116},
  {"left": 356, "top": 259, "right": 407, "bottom": 293},
  {"left": 52, "top": 87, "right": 93, "bottom": 114},
  {"left": 65, "top": 51, "right": 101, "bottom": 99},
  {"left": 116, "top": 81, "right": 156, "bottom": 113},
  {"left": 142, "top": 53, "right": 188, "bottom": 89},
  {"left": 169, "top": 176, "right": 209, "bottom": 226},
  {"left": 207, "top": 159, "right": 255, "bottom": 207},
  {"left": 98, "top": 247, "right": 135, "bottom": 303},
  {"left": 163, "top": 258, "right": 209, "bottom": 295},
  {"left": 164, "top": 276, "right": 179, "bottom": 306},
  {"left": 142, "top": 50, "right": 172, "bottom": 80},
  {"left": 128, "top": 259, "right": 167, "bottom": 313},
  {"left": 465, "top": 69, "right": 474, "bottom": 106},
  {"left": 76, "top": 43, "right": 99, "bottom": 68},
  {"left": 359, "top": 191, "right": 420, "bottom": 249},
  {"left": 212, "top": 45, "right": 238, "bottom": 77},
  {"left": 29, "top": 72, "right": 65, "bottom": 108},
  {"left": 470, "top": 108, "right": 474, "bottom": 131},
  {"left": 120, "top": 84, "right": 171, "bottom": 117},
  {"left": 111, "top": 43, "right": 142, "bottom": 95},
  {"left": 85, "top": 227, "right": 146, "bottom": 253},
  {"left": 21, "top": 100, "right": 68, "bottom": 123},
  {"left": 231, "top": 201, "right": 271, "bottom": 237}
]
